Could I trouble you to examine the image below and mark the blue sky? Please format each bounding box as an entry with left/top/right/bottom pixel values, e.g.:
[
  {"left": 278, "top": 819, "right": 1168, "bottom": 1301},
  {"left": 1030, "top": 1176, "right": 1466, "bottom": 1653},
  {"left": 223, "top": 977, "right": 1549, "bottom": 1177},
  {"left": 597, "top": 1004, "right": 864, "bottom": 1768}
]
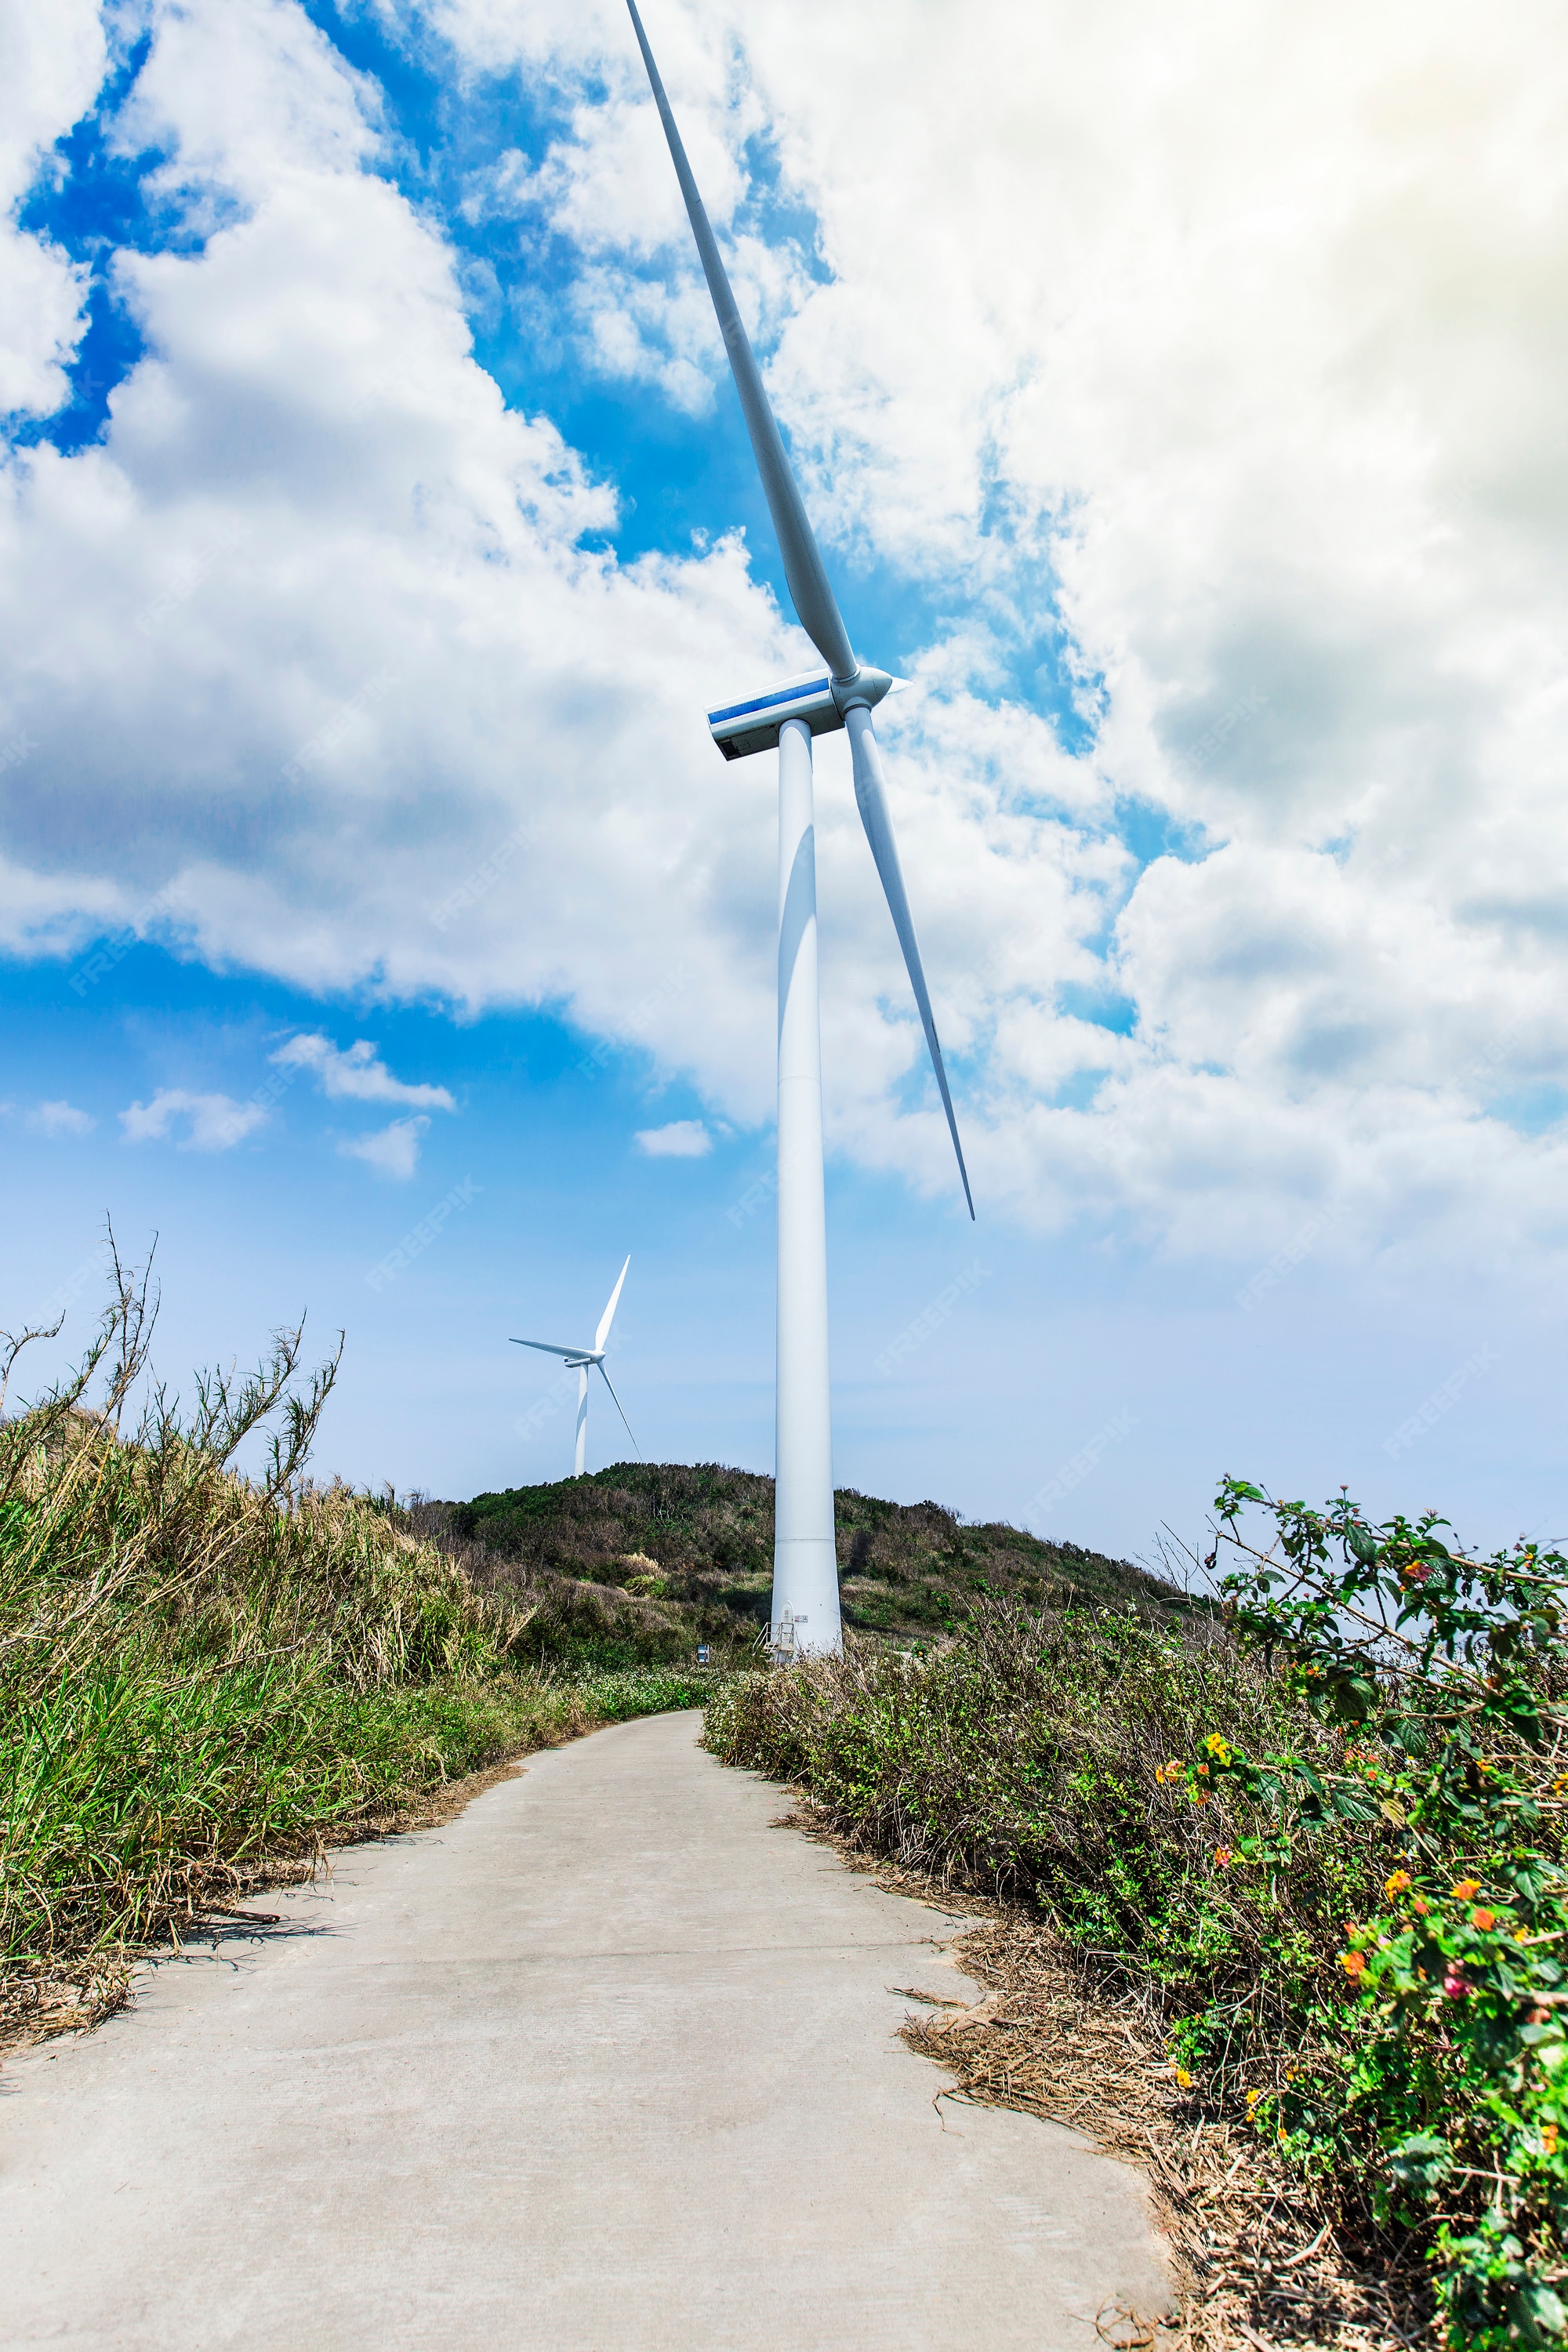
[{"left": 2, "top": 0, "right": 1566, "bottom": 1562}]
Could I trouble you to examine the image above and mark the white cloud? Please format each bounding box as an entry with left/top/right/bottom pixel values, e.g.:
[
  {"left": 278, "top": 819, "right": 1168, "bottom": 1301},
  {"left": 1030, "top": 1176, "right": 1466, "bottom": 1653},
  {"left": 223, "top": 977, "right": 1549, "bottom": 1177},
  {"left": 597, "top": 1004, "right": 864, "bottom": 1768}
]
[
  {"left": 271, "top": 1032, "right": 456, "bottom": 1110},
  {"left": 1, "top": 0, "right": 1566, "bottom": 1286},
  {"left": 26, "top": 1098, "right": 93, "bottom": 1136},
  {"left": 339, "top": 1115, "right": 430, "bottom": 1179},
  {"left": 635, "top": 1118, "right": 712, "bottom": 1158},
  {"left": 120, "top": 1089, "right": 267, "bottom": 1151},
  {"left": 0, "top": 0, "right": 103, "bottom": 416}
]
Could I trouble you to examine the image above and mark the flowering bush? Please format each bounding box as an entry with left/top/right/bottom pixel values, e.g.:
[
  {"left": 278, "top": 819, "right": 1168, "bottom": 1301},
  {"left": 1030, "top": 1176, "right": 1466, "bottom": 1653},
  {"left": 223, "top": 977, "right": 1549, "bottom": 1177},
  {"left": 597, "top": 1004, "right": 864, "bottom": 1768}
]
[{"left": 1194, "top": 1479, "right": 1568, "bottom": 2347}]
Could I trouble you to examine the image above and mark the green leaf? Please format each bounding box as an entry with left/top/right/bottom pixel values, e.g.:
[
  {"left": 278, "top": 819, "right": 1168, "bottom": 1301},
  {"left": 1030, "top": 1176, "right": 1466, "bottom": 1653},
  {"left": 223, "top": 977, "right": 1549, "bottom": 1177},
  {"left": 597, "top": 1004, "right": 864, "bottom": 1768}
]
[
  {"left": 1388, "top": 2129, "right": 1453, "bottom": 2191},
  {"left": 1328, "top": 1673, "right": 1378, "bottom": 1722},
  {"left": 1521, "top": 2282, "right": 1568, "bottom": 2340}
]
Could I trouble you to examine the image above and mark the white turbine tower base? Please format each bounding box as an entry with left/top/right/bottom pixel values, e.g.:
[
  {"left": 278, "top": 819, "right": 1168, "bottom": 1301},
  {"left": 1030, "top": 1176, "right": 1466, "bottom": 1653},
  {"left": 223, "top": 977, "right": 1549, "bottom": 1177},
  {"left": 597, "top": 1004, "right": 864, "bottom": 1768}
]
[
  {"left": 773, "top": 717, "right": 838, "bottom": 1657},
  {"left": 510, "top": 1257, "right": 639, "bottom": 1481},
  {"left": 625, "top": 0, "right": 975, "bottom": 1661}
]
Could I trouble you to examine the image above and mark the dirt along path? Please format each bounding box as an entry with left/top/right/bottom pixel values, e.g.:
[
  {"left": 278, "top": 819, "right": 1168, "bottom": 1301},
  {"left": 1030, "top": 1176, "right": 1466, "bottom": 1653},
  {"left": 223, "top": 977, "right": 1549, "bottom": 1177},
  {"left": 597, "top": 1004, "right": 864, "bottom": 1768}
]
[{"left": 0, "top": 1709, "right": 1171, "bottom": 2350}]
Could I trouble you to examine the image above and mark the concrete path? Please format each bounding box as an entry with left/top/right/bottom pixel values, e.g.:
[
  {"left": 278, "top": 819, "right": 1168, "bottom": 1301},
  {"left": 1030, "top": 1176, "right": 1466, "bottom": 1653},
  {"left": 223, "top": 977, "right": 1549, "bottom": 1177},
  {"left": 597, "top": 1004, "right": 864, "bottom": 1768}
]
[{"left": 0, "top": 1710, "right": 1170, "bottom": 2350}]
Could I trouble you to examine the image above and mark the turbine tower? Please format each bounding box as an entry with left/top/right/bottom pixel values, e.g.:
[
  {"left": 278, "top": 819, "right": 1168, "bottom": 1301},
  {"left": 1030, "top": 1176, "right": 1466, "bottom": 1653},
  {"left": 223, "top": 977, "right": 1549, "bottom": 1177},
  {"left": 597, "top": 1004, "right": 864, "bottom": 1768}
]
[
  {"left": 511, "top": 1256, "right": 640, "bottom": 1478},
  {"left": 624, "top": 2, "right": 974, "bottom": 1660}
]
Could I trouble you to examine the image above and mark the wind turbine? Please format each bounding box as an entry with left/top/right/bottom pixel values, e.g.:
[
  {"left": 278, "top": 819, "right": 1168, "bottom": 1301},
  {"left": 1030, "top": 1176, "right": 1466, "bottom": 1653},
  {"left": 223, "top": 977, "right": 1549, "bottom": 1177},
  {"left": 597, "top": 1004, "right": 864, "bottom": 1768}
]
[
  {"left": 622, "top": 2, "right": 974, "bottom": 1660},
  {"left": 510, "top": 1257, "right": 640, "bottom": 1478}
]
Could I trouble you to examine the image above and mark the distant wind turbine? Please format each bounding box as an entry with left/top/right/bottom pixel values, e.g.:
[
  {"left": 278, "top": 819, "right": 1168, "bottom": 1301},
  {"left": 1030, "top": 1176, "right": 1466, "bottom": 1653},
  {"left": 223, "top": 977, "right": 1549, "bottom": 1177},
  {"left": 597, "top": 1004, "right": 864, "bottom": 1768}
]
[
  {"left": 623, "top": 2, "right": 974, "bottom": 1660},
  {"left": 511, "top": 1256, "right": 640, "bottom": 1478}
]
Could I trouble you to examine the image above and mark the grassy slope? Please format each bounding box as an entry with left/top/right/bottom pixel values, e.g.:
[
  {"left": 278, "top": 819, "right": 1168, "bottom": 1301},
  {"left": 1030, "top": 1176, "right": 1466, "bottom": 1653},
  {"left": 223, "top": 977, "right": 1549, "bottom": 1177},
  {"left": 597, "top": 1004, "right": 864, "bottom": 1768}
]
[
  {"left": 0, "top": 1421, "right": 717, "bottom": 2042},
  {"left": 450, "top": 1460, "right": 1183, "bottom": 1642}
]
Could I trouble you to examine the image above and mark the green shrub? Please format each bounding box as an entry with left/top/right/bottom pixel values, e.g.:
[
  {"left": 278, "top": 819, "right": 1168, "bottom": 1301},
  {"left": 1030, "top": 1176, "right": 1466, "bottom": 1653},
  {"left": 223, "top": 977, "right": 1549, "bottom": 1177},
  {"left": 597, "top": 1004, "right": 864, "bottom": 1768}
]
[{"left": 705, "top": 1481, "right": 1568, "bottom": 2348}]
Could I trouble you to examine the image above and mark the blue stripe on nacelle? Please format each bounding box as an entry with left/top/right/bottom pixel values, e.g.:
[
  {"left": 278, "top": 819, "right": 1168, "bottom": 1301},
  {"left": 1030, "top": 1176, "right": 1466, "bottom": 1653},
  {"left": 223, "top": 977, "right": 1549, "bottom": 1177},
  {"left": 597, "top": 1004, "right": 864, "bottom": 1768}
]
[{"left": 707, "top": 676, "right": 832, "bottom": 724}]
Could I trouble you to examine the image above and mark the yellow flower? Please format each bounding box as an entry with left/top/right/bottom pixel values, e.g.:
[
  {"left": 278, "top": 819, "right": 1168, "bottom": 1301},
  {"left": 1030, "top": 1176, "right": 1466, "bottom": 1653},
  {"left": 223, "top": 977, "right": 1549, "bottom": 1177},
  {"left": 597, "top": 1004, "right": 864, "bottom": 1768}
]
[
  {"left": 1246, "top": 2088, "right": 1262, "bottom": 2107},
  {"left": 1451, "top": 1878, "right": 1482, "bottom": 1901},
  {"left": 1174, "top": 2066, "right": 1192, "bottom": 2088},
  {"left": 1544, "top": 2123, "right": 1560, "bottom": 2158},
  {"left": 1515, "top": 1929, "right": 1533, "bottom": 1944},
  {"left": 1214, "top": 1846, "right": 1234, "bottom": 1866},
  {"left": 1384, "top": 1871, "right": 1412, "bottom": 1899}
]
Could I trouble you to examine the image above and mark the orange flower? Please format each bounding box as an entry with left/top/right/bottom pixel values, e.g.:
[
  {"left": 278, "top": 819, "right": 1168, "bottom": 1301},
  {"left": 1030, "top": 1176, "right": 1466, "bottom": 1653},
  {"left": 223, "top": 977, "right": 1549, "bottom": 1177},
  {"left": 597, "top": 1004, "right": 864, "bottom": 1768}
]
[
  {"left": 1451, "top": 1878, "right": 1482, "bottom": 1902},
  {"left": 1385, "top": 1871, "right": 1412, "bottom": 1899},
  {"left": 1472, "top": 1909, "right": 1497, "bottom": 1933},
  {"left": 1214, "top": 1847, "right": 1234, "bottom": 1866},
  {"left": 1544, "top": 2124, "right": 1560, "bottom": 2158},
  {"left": 1413, "top": 1896, "right": 1431, "bottom": 1916},
  {"left": 1341, "top": 1950, "right": 1368, "bottom": 1980}
]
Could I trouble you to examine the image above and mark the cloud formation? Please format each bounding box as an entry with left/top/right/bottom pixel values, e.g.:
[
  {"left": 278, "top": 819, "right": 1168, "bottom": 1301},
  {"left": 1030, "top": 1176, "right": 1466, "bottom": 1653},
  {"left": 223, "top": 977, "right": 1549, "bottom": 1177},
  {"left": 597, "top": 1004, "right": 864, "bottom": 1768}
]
[
  {"left": 272, "top": 1033, "right": 456, "bottom": 1112},
  {"left": 26, "top": 1099, "right": 94, "bottom": 1137},
  {"left": 339, "top": 1116, "right": 431, "bottom": 1179},
  {"left": 120, "top": 1089, "right": 267, "bottom": 1151},
  {"left": 2, "top": 0, "right": 1566, "bottom": 1286},
  {"left": 634, "top": 1118, "right": 712, "bottom": 1157}
]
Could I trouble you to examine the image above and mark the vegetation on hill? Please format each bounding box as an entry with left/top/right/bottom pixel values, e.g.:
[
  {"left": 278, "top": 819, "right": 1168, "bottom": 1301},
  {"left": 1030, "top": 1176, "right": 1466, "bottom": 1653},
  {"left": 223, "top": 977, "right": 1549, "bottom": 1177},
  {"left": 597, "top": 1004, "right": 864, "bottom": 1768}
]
[
  {"left": 0, "top": 1248, "right": 717, "bottom": 2052},
  {"left": 706, "top": 1482, "right": 1568, "bottom": 2349},
  {"left": 449, "top": 1459, "right": 1181, "bottom": 1642}
]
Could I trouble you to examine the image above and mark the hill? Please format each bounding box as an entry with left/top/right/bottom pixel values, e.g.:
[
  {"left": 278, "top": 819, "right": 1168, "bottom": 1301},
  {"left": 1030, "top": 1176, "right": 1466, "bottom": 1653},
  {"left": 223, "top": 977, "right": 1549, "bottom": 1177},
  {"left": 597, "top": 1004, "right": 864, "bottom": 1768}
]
[{"left": 438, "top": 1462, "right": 1183, "bottom": 1644}]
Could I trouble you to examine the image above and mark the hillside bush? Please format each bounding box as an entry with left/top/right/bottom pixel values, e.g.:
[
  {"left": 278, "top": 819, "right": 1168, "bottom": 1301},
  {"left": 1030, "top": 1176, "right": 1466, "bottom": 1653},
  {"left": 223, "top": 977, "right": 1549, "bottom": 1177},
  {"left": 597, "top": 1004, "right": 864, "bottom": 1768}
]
[
  {"left": 704, "top": 1480, "right": 1568, "bottom": 2348},
  {"left": 454, "top": 1461, "right": 1171, "bottom": 1643}
]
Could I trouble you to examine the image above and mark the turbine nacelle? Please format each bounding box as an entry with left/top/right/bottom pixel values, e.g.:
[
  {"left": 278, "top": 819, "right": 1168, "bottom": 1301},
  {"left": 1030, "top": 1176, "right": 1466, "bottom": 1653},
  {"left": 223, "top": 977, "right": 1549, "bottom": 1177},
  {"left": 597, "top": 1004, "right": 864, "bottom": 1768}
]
[{"left": 708, "top": 665, "right": 902, "bottom": 763}]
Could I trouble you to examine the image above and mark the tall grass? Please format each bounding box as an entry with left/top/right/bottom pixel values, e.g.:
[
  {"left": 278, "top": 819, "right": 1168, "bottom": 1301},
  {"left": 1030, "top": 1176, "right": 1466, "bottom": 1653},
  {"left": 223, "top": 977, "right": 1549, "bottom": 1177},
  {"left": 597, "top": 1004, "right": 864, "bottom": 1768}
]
[{"left": 0, "top": 1243, "right": 714, "bottom": 2028}]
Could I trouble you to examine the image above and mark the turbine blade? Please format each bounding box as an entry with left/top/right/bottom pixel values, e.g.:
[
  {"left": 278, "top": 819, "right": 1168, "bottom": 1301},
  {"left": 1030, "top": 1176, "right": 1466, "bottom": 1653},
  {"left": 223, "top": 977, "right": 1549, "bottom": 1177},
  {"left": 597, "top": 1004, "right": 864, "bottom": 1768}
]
[
  {"left": 844, "top": 704, "right": 975, "bottom": 1219},
  {"left": 622, "top": 0, "right": 856, "bottom": 683},
  {"left": 595, "top": 1254, "right": 631, "bottom": 1354},
  {"left": 510, "top": 1339, "right": 591, "bottom": 1359},
  {"left": 596, "top": 1362, "right": 642, "bottom": 1459}
]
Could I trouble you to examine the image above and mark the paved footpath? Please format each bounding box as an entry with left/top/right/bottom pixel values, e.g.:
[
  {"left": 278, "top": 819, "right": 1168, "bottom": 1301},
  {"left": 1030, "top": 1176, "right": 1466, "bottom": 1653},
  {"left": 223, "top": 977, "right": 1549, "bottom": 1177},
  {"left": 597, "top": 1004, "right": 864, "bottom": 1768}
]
[{"left": 0, "top": 1710, "right": 1170, "bottom": 2350}]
